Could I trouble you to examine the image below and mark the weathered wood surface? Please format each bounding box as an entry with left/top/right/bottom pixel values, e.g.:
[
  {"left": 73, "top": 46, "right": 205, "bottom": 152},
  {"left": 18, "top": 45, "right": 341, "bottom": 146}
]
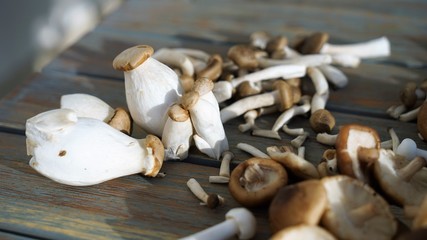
[{"left": 1, "top": 0, "right": 427, "bottom": 239}]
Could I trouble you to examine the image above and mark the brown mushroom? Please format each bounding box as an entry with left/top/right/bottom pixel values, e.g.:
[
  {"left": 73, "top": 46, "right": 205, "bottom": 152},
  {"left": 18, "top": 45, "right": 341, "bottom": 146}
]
[
  {"left": 107, "top": 107, "right": 133, "bottom": 135},
  {"left": 295, "top": 32, "right": 330, "bottom": 55},
  {"left": 227, "top": 44, "right": 264, "bottom": 70},
  {"left": 270, "top": 225, "right": 336, "bottom": 240},
  {"left": 269, "top": 180, "right": 327, "bottom": 233},
  {"left": 309, "top": 109, "right": 336, "bottom": 133},
  {"left": 417, "top": 102, "right": 427, "bottom": 141},
  {"left": 229, "top": 157, "right": 287, "bottom": 207},
  {"left": 197, "top": 54, "right": 223, "bottom": 81},
  {"left": 400, "top": 82, "right": 419, "bottom": 109}
]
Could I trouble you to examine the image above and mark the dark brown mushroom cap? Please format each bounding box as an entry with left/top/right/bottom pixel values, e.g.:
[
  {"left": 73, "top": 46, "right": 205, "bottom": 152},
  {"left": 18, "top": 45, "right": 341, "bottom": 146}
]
[
  {"left": 335, "top": 124, "right": 380, "bottom": 181},
  {"left": 297, "top": 32, "right": 329, "bottom": 55},
  {"left": 269, "top": 180, "right": 327, "bottom": 233},
  {"left": 229, "top": 157, "right": 288, "bottom": 207},
  {"left": 275, "top": 80, "right": 294, "bottom": 111},
  {"left": 266, "top": 36, "right": 288, "bottom": 55},
  {"left": 236, "top": 81, "right": 261, "bottom": 99},
  {"left": 227, "top": 44, "right": 260, "bottom": 70},
  {"left": 400, "top": 82, "right": 418, "bottom": 108},
  {"left": 309, "top": 109, "right": 336, "bottom": 133},
  {"left": 196, "top": 54, "right": 223, "bottom": 81},
  {"left": 417, "top": 102, "right": 427, "bottom": 141},
  {"left": 112, "top": 45, "right": 154, "bottom": 71},
  {"left": 108, "top": 107, "right": 133, "bottom": 135}
]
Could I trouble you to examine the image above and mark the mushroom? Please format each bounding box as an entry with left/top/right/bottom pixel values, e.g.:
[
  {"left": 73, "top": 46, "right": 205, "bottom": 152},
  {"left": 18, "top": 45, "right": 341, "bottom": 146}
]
[
  {"left": 250, "top": 31, "right": 271, "bottom": 49},
  {"left": 236, "top": 143, "right": 269, "bottom": 158},
  {"left": 417, "top": 102, "right": 427, "bottom": 141},
  {"left": 316, "top": 133, "right": 338, "bottom": 146},
  {"left": 335, "top": 124, "right": 381, "bottom": 182},
  {"left": 182, "top": 78, "right": 229, "bottom": 160},
  {"left": 270, "top": 225, "right": 337, "bottom": 240},
  {"left": 209, "top": 150, "right": 234, "bottom": 184},
  {"left": 152, "top": 47, "right": 195, "bottom": 79},
  {"left": 112, "top": 44, "right": 183, "bottom": 137},
  {"left": 196, "top": 54, "right": 223, "bottom": 81},
  {"left": 373, "top": 148, "right": 427, "bottom": 206},
  {"left": 321, "top": 175, "right": 397, "bottom": 240},
  {"left": 186, "top": 178, "right": 224, "bottom": 208},
  {"left": 107, "top": 107, "right": 133, "bottom": 135},
  {"left": 295, "top": 32, "right": 330, "bottom": 55},
  {"left": 26, "top": 109, "right": 164, "bottom": 186},
  {"left": 318, "top": 149, "right": 338, "bottom": 177},
  {"left": 269, "top": 180, "right": 328, "bottom": 233},
  {"left": 396, "top": 138, "right": 427, "bottom": 161},
  {"left": 257, "top": 54, "right": 333, "bottom": 68},
  {"left": 412, "top": 196, "right": 427, "bottom": 229},
  {"left": 162, "top": 104, "right": 193, "bottom": 160},
  {"left": 309, "top": 109, "right": 335, "bottom": 133},
  {"left": 320, "top": 36, "right": 391, "bottom": 59},
  {"left": 179, "top": 208, "right": 256, "bottom": 240},
  {"left": 318, "top": 65, "right": 349, "bottom": 89},
  {"left": 229, "top": 157, "right": 288, "bottom": 207},
  {"left": 267, "top": 145, "right": 319, "bottom": 179}
]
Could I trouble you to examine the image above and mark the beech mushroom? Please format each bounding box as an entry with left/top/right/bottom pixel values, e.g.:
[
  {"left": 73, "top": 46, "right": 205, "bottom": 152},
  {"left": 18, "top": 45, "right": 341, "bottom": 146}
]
[
  {"left": 26, "top": 109, "right": 164, "bottom": 186},
  {"left": 309, "top": 109, "right": 335, "bottom": 133},
  {"left": 373, "top": 149, "right": 427, "bottom": 206},
  {"left": 112, "top": 44, "right": 183, "bottom": 137},
  {"left": 196, "top": 54, "right": 223, "bottom": 81},
  {"left": 107, "top": 107, "right": 133, "bottom": 135},
  {"left": 162, "top": 104, "right": 193, "bottom": 160},
  {"left": 321, "top": 175, "right": 397, "bottom": 240},
  {"left": 267, "top": 145, "right": 319, "bottom": 179},
  {"left": 335, "top": 124, "right": 381, "bottom": 182},
  {"left": 186, "top": 178, "right": 224, "bottom": 208},
  {"left": 179, "top": 208, "right": 256, "bottom": 240},
  {"left": 209, "top": 150, "right": 234, "bottom": 184},
  {"left": 270, "top": 225, "right": 336, "bottom": 240},
  {"left": 320, "top": 36, "right": 391, "bottom": 59},
  {"left": 236, "top": 143, "right": 269, "bottom": 158},
  {"left": 269, "top": 180, "right": 327, "bottom": 233},
  {"left": 417, "top": 102, "right": 427, "bottom": 141},
  {"left": 396, "top": 138, "right": 427, "bottom": 161},
  {"left": 229, "top": 157, "right": 288, "bottom": 207}
]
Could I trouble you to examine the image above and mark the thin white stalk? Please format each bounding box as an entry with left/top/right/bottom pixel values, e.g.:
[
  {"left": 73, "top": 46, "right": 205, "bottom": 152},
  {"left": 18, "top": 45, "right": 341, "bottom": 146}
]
[
  {"left": 298, "top": 146, "right": 305, "bottom": 158},
  {"left": 320, "top": 36, "right": 391, "bottom": 59},
  {"left": 307, "top": 67, "right": 329, "bottom": 96},
  {"left": 311, "top": 91, "right": 329, "bottom": 114},
  {"left": 316, "top": 133, "right": 337, "bottom": 146},
  {"left": 236, "top": 143, "right": 269, "bottom": 158},
  {"left": 399, "top": 106, "right": 420, "bottom": 122},
  {"left": 271, "top": 96, "right": 311, "bottom": 132},
  {"left": 282, "top": 124, "right": 305, "bottom": 136},
  {"left": 330, "top": 54, "right": 361, "bottom": 68},
  {"left": 388, "top": 127, "right": 400, "bottom": 152},
  {"left": 258, "top": 54, "right": 332, "bottom": 68},
  {"left": 387, "top": 104, "right": 407, "bottom": 119},
  {"left": 291, "top": 132, "right": 309, "bottom": 148},
  {"left": 318, "top": 65, "right": 348, "bottom": 89}
]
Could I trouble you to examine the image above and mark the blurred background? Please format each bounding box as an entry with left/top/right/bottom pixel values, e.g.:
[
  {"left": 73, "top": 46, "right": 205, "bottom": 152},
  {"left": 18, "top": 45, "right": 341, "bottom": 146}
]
[{"left": 0, "top": 0, "right": 122, "bottom": 98}]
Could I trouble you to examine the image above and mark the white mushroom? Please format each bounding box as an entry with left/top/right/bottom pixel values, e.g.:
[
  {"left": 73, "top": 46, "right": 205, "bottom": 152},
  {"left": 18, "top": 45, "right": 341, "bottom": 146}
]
[
  {"left": 317, "top": 65, "right": 348, "bottom": 89},
  {"left": 316, "top": 133, "right": 338, "bottom": 146},
  {"left": 209, "top": 150, "right": 234, "bottom": 184},
  {"left": 258, "top": 54, "right": 332, "bottom": 68},
  {"left": 113, "top": 45, "right": 183, "bottom": 137},
  {"left": 396, "top": 138, "right": 427, "bottom": 161},
  {"left": 186, "top": 178, "right": 224, "bottom": 208},
  {"left": 60, "top": 93, "right": 114, "bottom": 121},
  {"left": 320, "top": 36, "right": 391, "bottom": 59},
  {"left": 26, "top": 109, "right": 164, "bottom": 186},
  {"left": 179, "top": 208, "right": 256, "bottom": 240},
  {"left": 282, "top": 124, "right": 305, "bottom": 136},
  {"left": 162, "top": 104, "right": 193, "bottom": 160},
  {"left": 236, "top": 143, "right": 269, "bottom": 159}
]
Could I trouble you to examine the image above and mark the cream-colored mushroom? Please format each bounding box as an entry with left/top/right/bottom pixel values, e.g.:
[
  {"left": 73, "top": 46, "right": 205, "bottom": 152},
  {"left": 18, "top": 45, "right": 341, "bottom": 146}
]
[
  {"left": 113, "top": 45, "right": 183, "bottom": 137},
  {"left": 26, "top": 109, "right": 164, "bottom": 186},
  {"left": 316, "top": 133, "right": 338, "bottom": 146},
  {"left": 60, "top": 93, "right": 114, "bottom": 121},
  {"left": 320, "top": 36, "right": 391, "bottom": 59}
]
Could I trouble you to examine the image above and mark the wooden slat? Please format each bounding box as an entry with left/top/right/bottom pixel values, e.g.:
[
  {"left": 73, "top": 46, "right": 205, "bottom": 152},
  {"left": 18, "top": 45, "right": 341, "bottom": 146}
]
[{"left": 0, "top": 132, "right": 271, "bottom": 239}]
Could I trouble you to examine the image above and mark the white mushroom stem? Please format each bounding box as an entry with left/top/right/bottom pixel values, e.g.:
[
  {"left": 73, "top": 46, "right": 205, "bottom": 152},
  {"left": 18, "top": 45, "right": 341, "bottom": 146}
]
[
  {"left": 258, "top": 54, "right": 332, "bottom": 68},
  {"left": 152, "top": 48, "right": 195, "bottom": 77},
  {"left": 349, "top": 203, "right": 377, "bottom": 226},
  {"left": 283, "top": 46, "right": 301, "bottom": 58},
  {"left": 397, "top": 156, "right": 426, "bottom": 182},
  {"left": 186, "top": 178, "right": 224, "bottom": 207},
  {"left": 381, "top": 140, "right": 393, "bottom": 149},
  {"left": 318, "top": 65, "right": 348, "bottom": 89},
  {"left": 238, "top": 110, "right": 259, "bottom": 132},
  {"left": 311, "top": 91, "right": 329, "bottom": 114},
  {"left": 320, "top": 36, "right": 391, "bottom": 59},
  {"left": 179, "top": 208, "right": 257, "bottom": 240},
  {"left": 316, "top": 133, "right": 337, "bottom": 146},
  {"left": 399, "top": 105, "right": 421, "bottom": 122},
  {"left": 230, "top": 64, "right": 306, "bottom": 88},
  {"left": 298, "top": 146, "right": 305, "bottom": 158},
  {"left": 60, "top": 93, "right": 114, "bottom": 121},
  {"left": 219, "top": 151, "right": 234, "bottom": 177},
  {"left": 282, "top": 124, "right": 305, "bottom": 136},
  {"left": 388, "top": 127, "right": 400, "bottom": 152},
  {"left": 307, "top": 67, "right": 329, "bottom": 96},
  {"left": 387, "top": 104, "right": 407, "bottom": 119},
  {"left": 236, "top": 143, "right": 269, "bottom": 158},
  {"left": 271, "top": 96, "right": 311, "bottom": 132},
  {"left": 330, "top": 54, "right": 361, "bottom": 68},
  {"left": 396, "top": 138, "right": 427, "bottom": 161},
  {"left": 172, "top": 48, "right": 210, "bottom": 62},
  {"left": 291, "top": 132, "right": 309, "bottom": 148},
  {"left": 213, "top": 81, "right": 234, "bottom": 103},
  {"left": 208, "top": 176, "right": 230, "bottom": 184}
]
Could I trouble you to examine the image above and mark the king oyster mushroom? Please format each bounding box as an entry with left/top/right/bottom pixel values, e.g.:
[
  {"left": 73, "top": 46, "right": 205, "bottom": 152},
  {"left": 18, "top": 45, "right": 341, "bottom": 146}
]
[
  {"left": 26, "top": 109, "right": 164, "bottom": 186},
  {"left": 113, "top": 45, "right": 183, "bottom": 137},
  {"left": 181, "top": 77, "right": 228, "bottom": 160}
]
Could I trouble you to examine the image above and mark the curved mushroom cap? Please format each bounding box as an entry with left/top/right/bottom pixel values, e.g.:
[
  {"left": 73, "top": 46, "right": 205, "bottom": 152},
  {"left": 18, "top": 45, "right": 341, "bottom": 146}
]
[
  {"left": 192, "top": 77, "right": 215, "bottom": 96},
  {"left": 168, "top": 104, "right": 190, "bottom": 122},
  {"left": 143, "top": 134, "right": 165, "bottom": 177},
  {"left": 266, "top": 36, "right": 288, "bottom": 56},
  {"left": 269, "top": 180, "right": 327, "bottom": 233},
  {"left": 417, "top": 102, "right": 427, "bottom": 141},
  {"left": 400, "top": 82, "right": 418, "bottom": 108},
  {"left": 270, "top": 225, "right": 336, "bottom": 240},
  {"left": 227, "top": 44, "right": 260, "bottom": 70},
  {"left": 196, "top": 54, "right": 223, "bottom": 81},
  {"left": 274, "top": 80, "right": 294, "bottom": 111},
  {"left": 373, "top": 149, "right": 427, "bottom": 206},
  {"left": 309, "top": 109, "right": 336, "bottom": 133},
  {"left": 267, "top": 146, "right": 320, "bottom": 179},
  {"left": 112, "top": 45, "right": 154, "bottom": 71},
  {"left": 335, "top": 124, "right": 380, "bottom": 182},
  {"left": 229, "top": 157, "right": 288, "bottom": 207},
  {"left": 108, "top": 107, "right": 133, "bottom": 135},
  {"left": 297, "top": 32, "right": 329, "bottom": 55},
  {"left": 321, "top": 175, "right": 397, "bottom": 240}
]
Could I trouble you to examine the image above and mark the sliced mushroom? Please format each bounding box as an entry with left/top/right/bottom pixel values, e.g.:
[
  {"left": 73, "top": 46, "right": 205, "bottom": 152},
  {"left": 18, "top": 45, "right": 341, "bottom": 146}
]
[
  {"left": 26, "top": 109, "right": 164, "bottom": 186},
  {"left": 269, "top": 180, "right": 327, "bottom": 233},
  {"left": 229, "top": 157, "right": 288, "bottom": 207},
  {"left": 270, "top": 225, "right": 336, "bottom": 240},
  {"left": 113, "top": 45, "right": 183, "bottom": 137},
  {"left": 321, "top": 175, "right": 397, "bottom": 240}
]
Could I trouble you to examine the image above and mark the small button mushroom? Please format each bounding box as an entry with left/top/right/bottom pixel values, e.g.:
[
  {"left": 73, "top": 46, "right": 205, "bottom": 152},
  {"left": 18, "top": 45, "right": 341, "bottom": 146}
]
[
  {"left": 417, "top": 102, "right": 427, "bottom": 141},
  {"left": 321, "top": 175, "right": 397, "bottom": 240},
  {"left": 335, "top": 124, "right": 381, "bottom": 182},
  {"left": 26, "top": 109, "right": 164, "bottom": 186},
  {"left": 179, "top": 208, "right": 256, "bottom": 240},
  {"left": 270, "top": 225, "right": 337, "bottom": 240},
  {"left": 265, "top": 35, "right": 288, "bottom": 59},
  {"left": 186, "top": 178, "right": 224, "bottom": 208},
  {"left": 295, "top": 32, "right": 330, "bottom": 55},
  {"left": 269, "top": 180, "right": 328, "bottom": 233},
  {"left": 373, "top": 149, "right": 427, "bottom": 206},
  {"left": 227, "top": 44, "right": 264, "bottom": 70},
  {"left": 112, "top": 45, "right": 183, "bottom": 137},
  {"left": 401, "top": 82, "right": 420, "bottom": 109},
  {"left": 309, "top": 109, "right": 336, "bottom": 133},
  {"left": 267, "top": 145, "right": 319, "bottom": 179},
  {"left": 229, "top": 157, "right": 288, "bottom": 207}
]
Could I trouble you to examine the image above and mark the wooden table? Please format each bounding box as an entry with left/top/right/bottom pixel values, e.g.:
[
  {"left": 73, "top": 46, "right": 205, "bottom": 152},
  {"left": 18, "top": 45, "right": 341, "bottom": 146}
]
[{"left": 1, "top": 0, "right": 427, "bottom": 239}]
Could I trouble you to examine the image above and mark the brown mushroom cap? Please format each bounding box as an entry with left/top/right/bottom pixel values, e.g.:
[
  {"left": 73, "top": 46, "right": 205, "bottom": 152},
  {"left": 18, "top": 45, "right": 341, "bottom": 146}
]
[
  {"left": 400, "top": 82, "right": 418, "bottom": 108},
  {"left": 112, "top": 45, "right": 154, "bottom": 71},
  {"left": 269, "top": 180, "right": 327, "bottom": 233},
  {"left": 266, "top": 36, "right": 288, "bottom": 58},
  {"left": 413, "top": 196, "right": 427, "bottom": 229},
  {"left": 236, "top": 81, "right": 262, "bottom": 99},
  {"left": 229, "top": 157, "right": 288, "bottom": 207},
  {"left": 108, "top": 107, "right": 133, "bottom": 135},
  {"left": 297, "top": 32, "right": 329, "bottom": 55},
  {"left": 321, "top": 175, "right": 397, "bottom": 240},
  {"left": 168, "top": 104, "right": 190, "bottom": 122},
  {"left": 227, "top": 44, "right": 260, "bottom": 70},
  {"left": 180, "top": 91, "right": 200, "bottom": 111},
  {"left": 270, "top": 225, "right": 337, "bottom": 240},
  {"left": 417, "top": 102, "right": 427, "bottom": 141},
  {"left": 192, "top": 77, "right": 215, "bottom": 96},
  {"left": 335, "top": 124, "right": 380, "bottom": 182},
  {"left": 275, "top": 80, "right": 294, "bottom": 111},
  {"left": 143, "top": 134, "right": 165, "bottom": 177},
  {"left": 196, "top": 54, "right": 223, "bottom": 81},
  {"left": 309, "top": 109, "right": 336, "bottom": 133}
]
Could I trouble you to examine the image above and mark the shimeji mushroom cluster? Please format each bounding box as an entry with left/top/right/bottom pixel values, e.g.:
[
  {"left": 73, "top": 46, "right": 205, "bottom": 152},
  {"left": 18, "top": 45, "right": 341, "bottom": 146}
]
[{"left": 24, "top": 30, "right": 427, "bottom": 239}]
